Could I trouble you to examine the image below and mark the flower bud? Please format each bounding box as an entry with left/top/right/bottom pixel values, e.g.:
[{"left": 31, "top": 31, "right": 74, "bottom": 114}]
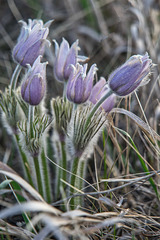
[
  {"left": 89, "top": 77, "right": 116, "bottom": 112},
  {"left": 108, "top": 52, "right": 152, "bottom": 96},
  {"left": 66, "top": 63, "right": 97, "bottom": 104},
  {"left": 13, "top": 19, "right": 52, "bottom": 67},
  {"left": 21, "top": 56, "right": 47, "bottom": 106},
  {"left": 54, "top": 38, "right": 87, "bottom": 82}
]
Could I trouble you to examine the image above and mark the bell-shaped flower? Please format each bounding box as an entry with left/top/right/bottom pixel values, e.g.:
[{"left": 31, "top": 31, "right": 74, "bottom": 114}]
[
  {"left": 66, "top": 63, "right": 97, "bottom": 104},
  {"left": 89, "top": 77, "right": 116, "bottom": 113},
  {"left": 108, "top": 52, "right": 152, "bottom": 96},
  {"left": 21, "top": 56, "right": 47, "bottom": 105},
  {"left": 54, "top": 38, "right": 87, "bottom": 82},
  {"left": 13, "top": 19, "right": 52, "bottom": 67}
]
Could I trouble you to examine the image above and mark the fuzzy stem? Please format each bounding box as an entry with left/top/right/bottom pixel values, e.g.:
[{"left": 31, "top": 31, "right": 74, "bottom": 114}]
[
  {"left": 78, "top": 160, "right": 85, "bottom": 191},
  {"left": 70, "top": 156, "right": 79, "bottom": 209},
  {"left": 33, "top": 155, "right": 44, "bottom": 197},
  {"left": 41, "top": 147, "right": 52, "bottom": 203},
  {"left": 28, "top": 105, "right": 35, "bottom": 139},
  {"left": 61, "top": 141, "right": 67, "bottom": 189},
  {"left": 10, "top": 64, "right": 22, "bottom": 92},
  {"left": 84, "top": 89, "right": 113, "bottom": 131},
  {"left": 55, "top": 141, "right": 62, "bottom": 199},
  {"left": 14, "top": 134, "right": 34, "bottom": 187},
  {"left": 28, "top": 105, "right": 44, "bottom": 196},
  {"left": 55, "top": 141, "right": 67, "bottom": 199},
  {"left": 63, "top": 81, "right": 67, "bottom": 99}
]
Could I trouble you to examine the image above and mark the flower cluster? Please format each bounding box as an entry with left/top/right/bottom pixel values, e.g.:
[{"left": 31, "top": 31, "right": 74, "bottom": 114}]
[
  {"left": 11, "top": 18, "right": 153, "bottom": 112},
  {"left": 10, "top": 18, "right": 153, "bottom": 162},
  {"left": 0, "top": 18, "right": 153, "bottom": 209}
]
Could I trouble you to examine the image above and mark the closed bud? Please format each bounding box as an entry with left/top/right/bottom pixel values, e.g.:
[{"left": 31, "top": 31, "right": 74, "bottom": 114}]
[
  {"left": 66, "top": 63, "right": 97, "bottom": 104},
  {"left": 21, "top": 56, "right": 47, "bottom": 106},
  {"left": 108, "top": 52, "right": 152, "bottom": 96},
  {"left": 12, "top": 19, "right": 52, "bottom": 67},
  {"left": 54, "top": 38, "right": 88, "bottom": 82},
  {"left": 89, "top": 77, "right": 116, "bottom": 113}
]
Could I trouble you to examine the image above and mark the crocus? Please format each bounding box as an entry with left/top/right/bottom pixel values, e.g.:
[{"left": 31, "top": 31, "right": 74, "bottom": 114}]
[
  {"left": 54, "top": 38, "right": 87, "bottom": 82},
  {"left": 89, "top": 77, "right": 116, "bottom": 113},
  {"left": 21, "top": 56, "right": 47, "bottom": 105},
  {"left": 66, "top": 63, "right": 97, "bottom": 104},
  {"left": 108, "top": 52, "right": 152, "bottom": 96},
  {"left": 13, "top": 19, "right": 52, "bottom": 67}
]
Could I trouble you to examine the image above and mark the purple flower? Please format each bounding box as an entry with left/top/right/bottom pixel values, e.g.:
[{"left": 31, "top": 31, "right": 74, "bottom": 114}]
[
  {"left": 89, "top": 77, "right": 116, "bottom": 112},
  {"left": 54, "top": 38, "right": 87, "bottom": 82},
  {"left": 108, "top": 52, "right": 152, "bottom": 96},
  {"left": 21, "top": 56, "right": 47, "bottom": 105},
  {"left": 66, "top": 63, "right": 97, "bottom": 104},
  {"left": 13, "top": 19, "right": 52, "bottom": 67}
]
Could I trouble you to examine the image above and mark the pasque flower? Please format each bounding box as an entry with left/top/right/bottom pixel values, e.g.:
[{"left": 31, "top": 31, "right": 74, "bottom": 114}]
[
  {"left": 21, "top": 56, "right": 47, "bottom": 105},
  {"left": 108, "top": 52, "right": 152, "bottom": 96},
  {"left": 66, "top": 63, "right": 97, "bottom": 104},
  {"left": 54, "top": 38, "right": 87, "bottom": 82},
  {"left": 89, "top": 77, "right": 116, "bottom": 113},
  {"left": 12, "top": 19, "right": 52, "bottom": 67}
]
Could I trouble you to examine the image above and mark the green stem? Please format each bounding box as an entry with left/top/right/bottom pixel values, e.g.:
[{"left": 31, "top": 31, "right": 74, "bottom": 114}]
[
  {"left": 28, "top": 105, "right": 44, "bottom": 196},
  {"left": 41, "top": 147, "right": 52, "bottom": 203},
  {"left": 78, "top": 160, "right": 85, "bottom": 191},
  {"left": 55, "top": 141, "right": 62, "bottom": 199},
  {"left": 63, "top": 81, "right": 67, "bottom": 99},
  {"left": 14, "top": 134, "right": 34, "bottom": 187},
  {"left": 61, "top": 141, "right": 67, "bottom": 189},
  {"left": 84, "top": 89, "right": 113, "bottom": 131},
  {"left": 33, "top": 155, "right": 44, "bottom": 197},
  {"left": 10, "top": 64, "right": 22, "bottom": 92},
  {"left": 70, "top": 156, "right": 79, "bottom": 209},
  {"left": 28, "top": 105, "right": 35, "bottom": 139},
  {"left": 55, "top": 141, "right": 67, "bottom": 199}
]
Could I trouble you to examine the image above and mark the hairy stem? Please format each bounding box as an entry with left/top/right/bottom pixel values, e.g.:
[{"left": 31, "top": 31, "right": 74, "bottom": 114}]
[
  {"left": 33, "top": 155, "right": 44, "bottom": 197},
  {"left": 10, "top": 64, "right": 22, "bottom": 92},
  {"left": 61, "top": 141, "right": 67, "bottom": 190},
  {"left": 28, "top": 105, "right": 35, "bottom": 139},
  {"left": 41, "top": 147, "right": 52, "bottom": 202},
  {"left": 14, "top": 134, "right": 34, "bottom": 187},
  {"left": 70, "top": 156, "right": 79, "bottom": 209}
]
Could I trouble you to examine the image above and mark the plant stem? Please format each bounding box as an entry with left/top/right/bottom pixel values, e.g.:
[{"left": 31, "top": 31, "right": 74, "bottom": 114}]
[
  {"left": 70, "top": 156, "right": 79, "bottom": 209},
  {"left": 61, "top": 141, "right": 67, "bottom": 189},
  {"left": 78, "top": 160, "right": 85, "bottom": 191},
  {"left": 33, "top": 155, "right": 44, "bottom": 197},
  {"left": 14, "top": 134, "right": 34, "bottom": 187},
  {"left": 55, "top": 141, "right": 67, "bottom": 199},
  {"left": 84, "top": 89, "right": 113, "bottom": 131},
  {"left": 41, "top": 147, "right": 52, "bottom": 202},
  {"left": 28, "top": 105, "right": 35, "bottom": 139},
  {"left": 63, "top": 81, "right": 67, "bottom": 99},
  {"left": 10, "top": 64, "right": 22, "bottom": 92},
  {"left": 28, "top": 105, "right": 44, "bottom": 196}
]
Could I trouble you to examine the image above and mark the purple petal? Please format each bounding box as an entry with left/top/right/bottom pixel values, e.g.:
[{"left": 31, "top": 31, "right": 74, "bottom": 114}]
[
  {"left": 20, "top": 39, "right": 46, "bottom": 67},
  {"left": 29, "top": 75, "right": 46, "bottom": 105},
  {"left": 84, "top": 64, "right": 97, "bottom": 99},
  {"left": 54, "top": 38, "right": 70, "bottom": 82},
  {"left": 89, "top": 77, "right": 106, "bottom": 104},
  {"left": 63, "top": 40, "right": 79, "bottom": 80}
]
